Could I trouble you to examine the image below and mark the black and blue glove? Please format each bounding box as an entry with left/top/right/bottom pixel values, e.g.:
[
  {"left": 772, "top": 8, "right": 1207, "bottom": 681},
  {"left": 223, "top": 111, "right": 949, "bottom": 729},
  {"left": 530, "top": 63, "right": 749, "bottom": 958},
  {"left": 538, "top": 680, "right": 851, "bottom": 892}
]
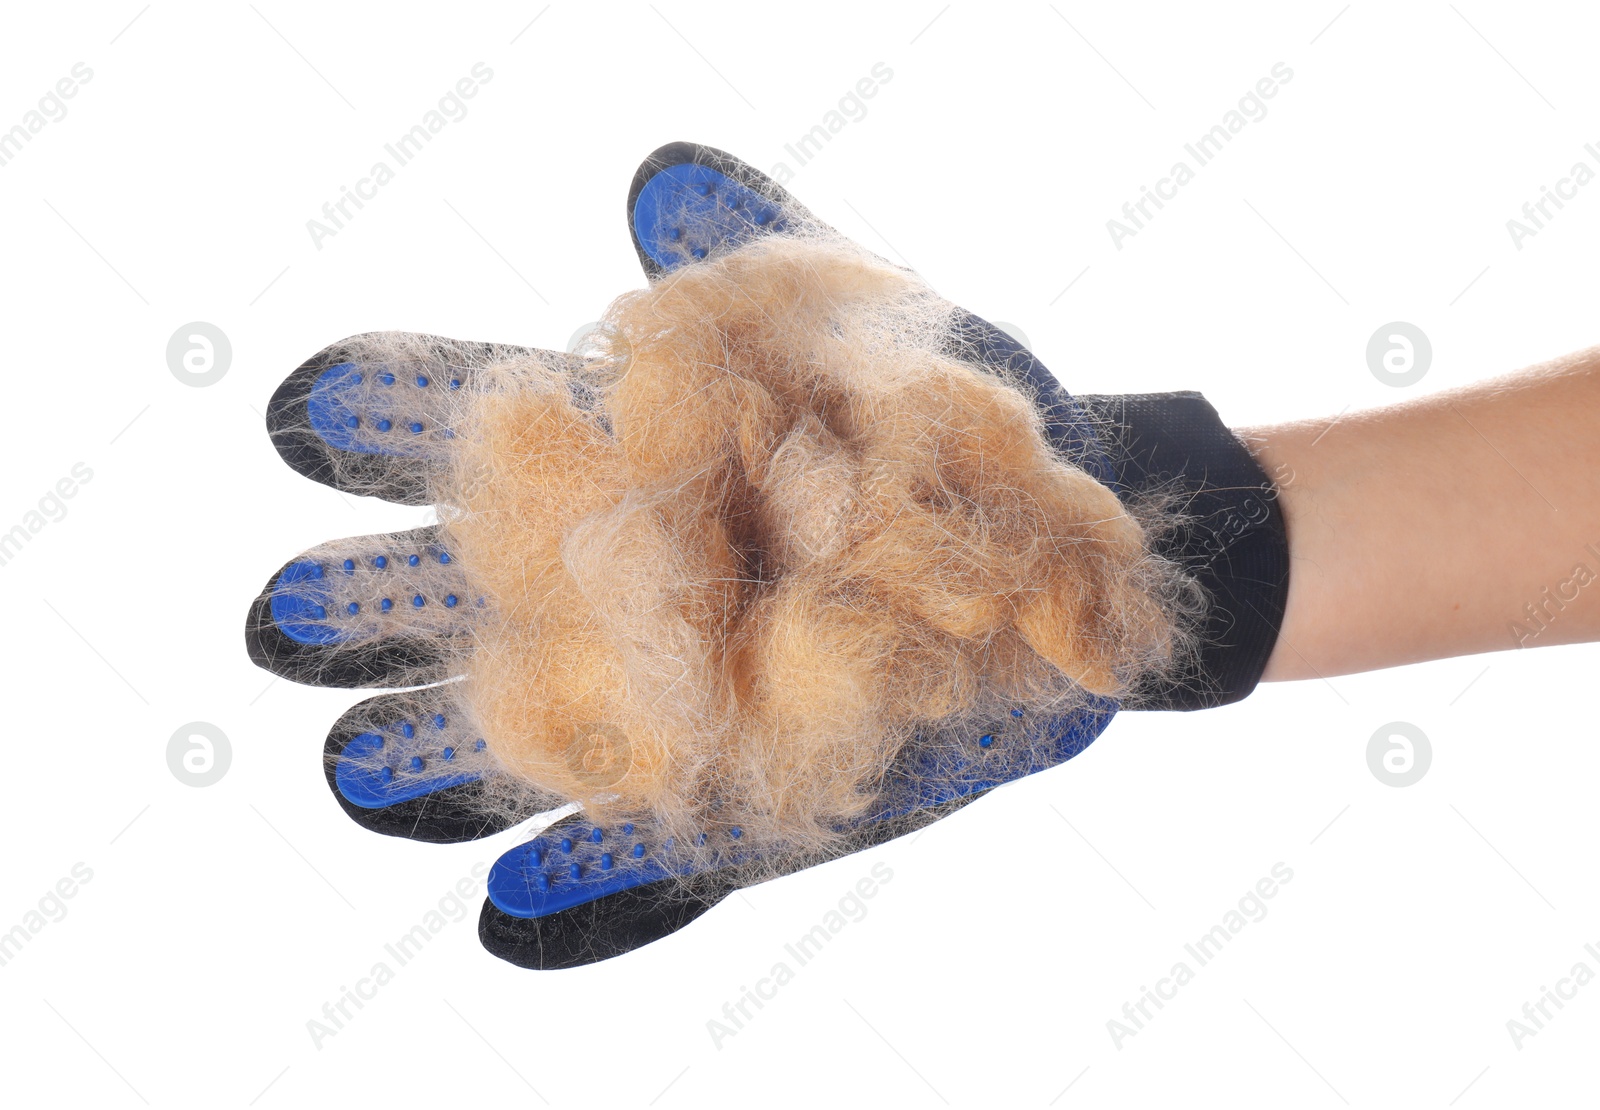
[{"left": 245, "top": 142, "right": 1289, "bottom": 969}]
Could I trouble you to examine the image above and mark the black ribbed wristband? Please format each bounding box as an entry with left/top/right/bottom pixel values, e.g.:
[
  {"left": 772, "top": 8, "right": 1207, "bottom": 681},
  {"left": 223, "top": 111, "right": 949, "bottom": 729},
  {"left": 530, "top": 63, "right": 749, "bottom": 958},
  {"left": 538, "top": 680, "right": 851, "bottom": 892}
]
[{"left": 1074, "top": 392, "right": 1291, "bottom": 711}]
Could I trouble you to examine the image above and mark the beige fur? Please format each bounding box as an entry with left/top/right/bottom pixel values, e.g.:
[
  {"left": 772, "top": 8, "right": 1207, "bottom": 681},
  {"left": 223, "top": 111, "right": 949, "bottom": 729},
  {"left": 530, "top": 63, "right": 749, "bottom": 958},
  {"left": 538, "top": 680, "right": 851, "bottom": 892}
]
[{"left": 439, "top": 234, "right": 1190, "bottom": 854}]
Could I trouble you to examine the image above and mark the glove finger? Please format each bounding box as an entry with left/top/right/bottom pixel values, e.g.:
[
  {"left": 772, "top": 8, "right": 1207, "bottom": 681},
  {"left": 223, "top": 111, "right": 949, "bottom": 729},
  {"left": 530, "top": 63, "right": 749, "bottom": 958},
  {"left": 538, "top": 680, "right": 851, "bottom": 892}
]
[
  {"left": 628, "top": 141, "right": 813, "bottom": 280},
  {"left": 266, "top": 331, "right": 581, "bottom": 505},
  {"left": 245, "top": 524, "right": 473, "bottom": 688},
  {"left": 476, "top": 790, "right": 988, "bottom": 970},
  {"left": 324, "top": 687, "right": 564, "bottom": 843},
  {"left": 479, "top": 869, "right": 732, "bottom": 970},
  {"left": 475, "top": 700, "right": 1112, "bottom": 967}
]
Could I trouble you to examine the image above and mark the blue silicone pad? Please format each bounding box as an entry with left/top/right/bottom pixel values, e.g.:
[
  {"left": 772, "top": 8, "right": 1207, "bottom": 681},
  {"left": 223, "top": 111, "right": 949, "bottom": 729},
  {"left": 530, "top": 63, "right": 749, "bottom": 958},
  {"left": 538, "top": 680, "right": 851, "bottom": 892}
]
[
  {"left": 336, "top": 729, "right": 481, "bottom": 808},
  {"left": 487, "top": 696, "right": 1116, "bottom": 919},
  {"left": 488, "top": 819, "right": 709, "bottom": 918},
  {"left": 632, "top": 163, "right": 786, "bottom": 273},
  {"left": 270, "top": 542, "right": 463, "bottom": 646},
  {"left": 306, "top": 361, "right": 456, "bottom": 457},
  {"left": 270, "top": 560, "right": 341, "bottom": 645}
]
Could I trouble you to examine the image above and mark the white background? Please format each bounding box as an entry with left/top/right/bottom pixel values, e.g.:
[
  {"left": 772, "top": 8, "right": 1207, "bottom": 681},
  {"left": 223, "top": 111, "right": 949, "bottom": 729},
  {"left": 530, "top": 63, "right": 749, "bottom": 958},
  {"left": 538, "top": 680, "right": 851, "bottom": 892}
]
[{"left": 2, "top": 2, "right": 1597, "bottom": 1106}]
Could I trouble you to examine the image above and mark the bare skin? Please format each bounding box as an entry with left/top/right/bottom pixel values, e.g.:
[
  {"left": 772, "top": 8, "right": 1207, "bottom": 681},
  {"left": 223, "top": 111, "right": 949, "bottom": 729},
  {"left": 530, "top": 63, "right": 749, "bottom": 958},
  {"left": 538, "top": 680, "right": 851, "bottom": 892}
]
[{"left": 1237, "top": 346, "right": 1600, "bottom": 682}]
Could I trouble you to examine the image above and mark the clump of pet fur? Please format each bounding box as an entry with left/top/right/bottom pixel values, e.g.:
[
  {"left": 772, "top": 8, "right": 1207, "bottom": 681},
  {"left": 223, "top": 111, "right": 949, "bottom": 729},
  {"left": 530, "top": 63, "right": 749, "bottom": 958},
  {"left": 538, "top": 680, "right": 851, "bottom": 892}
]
[{"left": 439, "top": 233, "right": 1196, "bottom": 858}]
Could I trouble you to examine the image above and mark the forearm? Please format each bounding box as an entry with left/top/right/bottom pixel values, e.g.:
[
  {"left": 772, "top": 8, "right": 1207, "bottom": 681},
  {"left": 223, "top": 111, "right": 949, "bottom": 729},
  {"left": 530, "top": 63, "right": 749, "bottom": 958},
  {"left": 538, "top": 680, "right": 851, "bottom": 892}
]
[{"left": 1239, "top": 347, "right": 1600, "bottom": 682}]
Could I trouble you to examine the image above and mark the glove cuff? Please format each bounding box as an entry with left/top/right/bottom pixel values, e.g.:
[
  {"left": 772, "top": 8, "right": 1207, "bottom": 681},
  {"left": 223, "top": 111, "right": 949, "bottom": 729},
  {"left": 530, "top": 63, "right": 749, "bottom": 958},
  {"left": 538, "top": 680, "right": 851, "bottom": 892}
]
[{"left": 1073, "top": 392, "right": 1290, "bottom": 711}]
